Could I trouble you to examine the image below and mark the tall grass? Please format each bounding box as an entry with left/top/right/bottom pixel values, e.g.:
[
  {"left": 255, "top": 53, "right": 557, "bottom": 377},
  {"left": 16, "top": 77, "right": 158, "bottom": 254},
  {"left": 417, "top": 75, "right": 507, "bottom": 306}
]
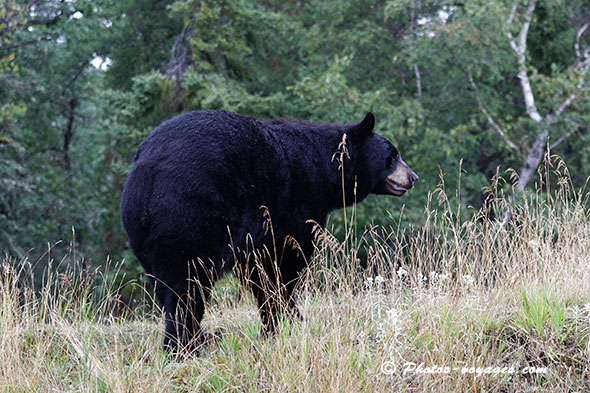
[{"left": 1, "top": 156, "right": 589, "bottom": 392}]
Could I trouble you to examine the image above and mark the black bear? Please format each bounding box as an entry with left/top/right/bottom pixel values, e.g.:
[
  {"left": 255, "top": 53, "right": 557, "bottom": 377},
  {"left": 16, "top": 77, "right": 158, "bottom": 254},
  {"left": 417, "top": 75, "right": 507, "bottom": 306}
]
[{"left": 120, "top": 110, "right": 417, "bottom": 352}]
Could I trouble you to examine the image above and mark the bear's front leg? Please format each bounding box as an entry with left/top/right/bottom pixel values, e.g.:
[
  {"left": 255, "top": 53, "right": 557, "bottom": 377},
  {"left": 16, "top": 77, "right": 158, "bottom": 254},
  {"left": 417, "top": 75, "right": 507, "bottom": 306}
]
[{"left": 246, "top": 248, "right": 305, "bottom": 335}]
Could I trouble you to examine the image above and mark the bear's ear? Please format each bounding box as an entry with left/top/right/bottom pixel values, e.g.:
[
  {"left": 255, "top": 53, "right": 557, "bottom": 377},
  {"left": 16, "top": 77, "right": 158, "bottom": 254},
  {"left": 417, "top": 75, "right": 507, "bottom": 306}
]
[{"left": 347, "top": 112, "right": 375, "bottom": 142}]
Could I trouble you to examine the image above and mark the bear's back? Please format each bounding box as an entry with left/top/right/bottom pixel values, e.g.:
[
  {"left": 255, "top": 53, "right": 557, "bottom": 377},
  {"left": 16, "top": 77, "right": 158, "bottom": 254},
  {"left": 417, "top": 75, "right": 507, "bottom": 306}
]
[
  {"left": 134, "top": 110, "right": 264, "bottom": 164},
  {"left": 121, "top": 110, "right": 291, "bottom": 257}
]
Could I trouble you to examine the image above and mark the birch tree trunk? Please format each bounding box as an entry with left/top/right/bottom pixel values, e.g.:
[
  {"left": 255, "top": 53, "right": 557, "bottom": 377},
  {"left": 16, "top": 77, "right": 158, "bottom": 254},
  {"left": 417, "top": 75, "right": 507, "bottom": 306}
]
[
  {"left": 516, "top": 130, "right": 547, "bottom": 191},
  {"left": 504, "top": 0, "right": 589, "bottom": 191}
]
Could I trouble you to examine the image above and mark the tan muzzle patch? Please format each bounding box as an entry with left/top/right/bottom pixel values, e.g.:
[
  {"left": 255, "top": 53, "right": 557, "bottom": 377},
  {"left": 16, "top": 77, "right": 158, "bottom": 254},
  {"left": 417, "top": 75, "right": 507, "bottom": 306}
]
[{"left": 385, "top": 159, "right": 418, "bottom": 196}]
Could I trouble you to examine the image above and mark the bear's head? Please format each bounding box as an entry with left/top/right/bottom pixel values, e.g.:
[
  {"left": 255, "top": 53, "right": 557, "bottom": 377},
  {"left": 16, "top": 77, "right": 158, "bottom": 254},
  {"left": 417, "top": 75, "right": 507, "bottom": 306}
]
[{"left": 346, "top": 113, "right": 418, "bottom": 198}]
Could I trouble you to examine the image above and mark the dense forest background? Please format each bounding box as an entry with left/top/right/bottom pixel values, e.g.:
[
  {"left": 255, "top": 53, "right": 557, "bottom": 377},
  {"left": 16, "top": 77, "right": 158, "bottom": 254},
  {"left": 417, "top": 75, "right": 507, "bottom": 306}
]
[{"left": 1, "top": 0, "right": 589, "bottom": 281}]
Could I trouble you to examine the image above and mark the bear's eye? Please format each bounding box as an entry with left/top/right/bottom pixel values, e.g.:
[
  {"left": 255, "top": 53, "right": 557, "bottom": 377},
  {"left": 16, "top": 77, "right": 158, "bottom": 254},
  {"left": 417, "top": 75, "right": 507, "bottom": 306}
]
[{"left": 387, "top": 151, "right": 398, "bottom": 167}]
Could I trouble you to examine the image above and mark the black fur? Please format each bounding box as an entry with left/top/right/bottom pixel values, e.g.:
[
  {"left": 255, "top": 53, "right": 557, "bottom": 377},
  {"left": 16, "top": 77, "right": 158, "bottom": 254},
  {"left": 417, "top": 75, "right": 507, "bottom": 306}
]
[{"left": 120, "top": 110, "right": 413, "bottom": 352}]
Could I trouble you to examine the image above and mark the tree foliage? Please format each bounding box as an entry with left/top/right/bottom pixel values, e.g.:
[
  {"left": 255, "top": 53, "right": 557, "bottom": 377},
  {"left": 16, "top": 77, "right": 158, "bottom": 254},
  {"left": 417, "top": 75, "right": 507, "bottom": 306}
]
[{"left": 1, "top": 0, "right": 589, "bottom": 281}]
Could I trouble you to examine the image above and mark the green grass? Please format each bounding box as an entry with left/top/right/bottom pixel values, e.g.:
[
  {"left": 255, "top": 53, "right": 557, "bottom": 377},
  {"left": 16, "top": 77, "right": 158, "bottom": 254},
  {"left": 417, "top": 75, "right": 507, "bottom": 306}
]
[{"left": 1, "top": 159, "right": 589, "bottom": 392}]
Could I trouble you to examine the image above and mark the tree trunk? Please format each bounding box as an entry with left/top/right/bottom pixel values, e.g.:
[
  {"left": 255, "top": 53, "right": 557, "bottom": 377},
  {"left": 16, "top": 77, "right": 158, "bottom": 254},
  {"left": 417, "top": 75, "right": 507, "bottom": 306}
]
[
  {"left": 63, "top": 98, "right": 77, "bottom": 171},
  {"left": 516, "top": 129, "right": 547, "bottom": 191},
  {"left": 413, "top": 63, "right": 422, "bottom": 97}
]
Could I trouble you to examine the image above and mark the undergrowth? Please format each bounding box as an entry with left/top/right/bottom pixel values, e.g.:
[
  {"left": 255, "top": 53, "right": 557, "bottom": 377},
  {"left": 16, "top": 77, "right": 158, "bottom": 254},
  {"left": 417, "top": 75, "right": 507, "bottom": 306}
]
[{"left": 1, "top": 155, "right": 589, "bottom": 392}]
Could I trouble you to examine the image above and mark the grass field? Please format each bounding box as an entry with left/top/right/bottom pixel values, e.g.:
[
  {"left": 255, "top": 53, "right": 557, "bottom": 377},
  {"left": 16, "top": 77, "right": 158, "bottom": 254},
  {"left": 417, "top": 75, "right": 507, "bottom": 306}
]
[{"left": 1, "top": 159, "right": 589, "bottom": 392}]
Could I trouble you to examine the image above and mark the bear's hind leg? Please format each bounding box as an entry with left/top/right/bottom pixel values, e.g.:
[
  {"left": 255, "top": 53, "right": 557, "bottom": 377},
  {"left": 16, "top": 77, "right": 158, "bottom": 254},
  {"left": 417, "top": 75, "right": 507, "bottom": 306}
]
[{"left": 158, "top": 263, "right": 215, "bottom": 354}]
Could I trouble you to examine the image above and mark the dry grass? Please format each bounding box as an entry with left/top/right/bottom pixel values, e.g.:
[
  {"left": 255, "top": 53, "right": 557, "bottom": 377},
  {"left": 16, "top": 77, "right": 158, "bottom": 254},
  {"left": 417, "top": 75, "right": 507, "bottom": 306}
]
[{"left": 1, "top": 156, "right": 589, "bottom": 392}]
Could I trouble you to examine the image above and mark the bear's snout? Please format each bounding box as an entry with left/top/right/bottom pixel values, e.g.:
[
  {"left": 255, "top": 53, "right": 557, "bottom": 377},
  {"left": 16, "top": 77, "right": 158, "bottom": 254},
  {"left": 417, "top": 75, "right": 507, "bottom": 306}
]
[
  {"left": 385, "top": 159, "right": 418, "bottom": 196},
  {"left": 408, "top": 168, "right": 419, "bottom": 187}
]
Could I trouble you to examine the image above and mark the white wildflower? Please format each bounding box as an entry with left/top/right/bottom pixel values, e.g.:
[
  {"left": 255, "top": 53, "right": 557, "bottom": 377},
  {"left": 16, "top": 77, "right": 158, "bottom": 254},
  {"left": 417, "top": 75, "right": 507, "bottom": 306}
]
[
  {"left": 365, "top": 276, "right": 374, "bottom": 290},
  {"left": 417, "top": 273, "right": 427, "bottom": 287},
  {"left": 375, "top": 275, "right": 385, "bottom": 285},
  {"left": 529, "top": 239, "right": 539, "bottom": 247},
  {"left": 568, "top": 305, "right": 581, "bottom": 318},
  {"left": 373, "top": 307, "right": 403, "bottom": 342},
  {"left": 461, "top": 274, "right": 475, "bottom": 287},
  {"left": 386, "top": 308, "right": 401, "bottom": 326},
  {"left": 439, "top": 273, "right": 450, "bottom": 282},
  {"left": 396, "top": 268, "right": 408, "bottom": 279}
]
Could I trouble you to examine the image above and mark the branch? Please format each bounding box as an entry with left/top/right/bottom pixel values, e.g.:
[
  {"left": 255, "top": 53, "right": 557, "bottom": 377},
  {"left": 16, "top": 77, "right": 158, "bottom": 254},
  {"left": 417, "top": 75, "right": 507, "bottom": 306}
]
[
  {"left": 62, "top": 98, "right": 77, "bottom": 171},
  {"left": 0, "top": 35, "right": 52, "bottom": 51},
  {"left": 519, "top": 0, "right": 542, "bottom": 122},
  {"left": 167, "top": 24, "right": 192, "bottom": 87},
  {"left": 517, "top": 0, "right": 536, "bottom": 55},
  {"left": 549, "top": 130, "right": 575, "bottom": 150},
  {"left": 565, "top": 116, "right": 583, "bottom": 128},
  {"left": 413, "top": 63, "right": 422, "bottom": 97},
  {"left": 546, "top": 85, "right": 583, "bottom": 125},
  {"left": 506, "top": 2, "right": 522, "bottom": 52},
  {"left": 549, "top": 116, "right": 586, "bottom": 149},
  {"left": 409, "top": 0, "right": 421, "bottom": 98},
  {"left": 506, "top": 3, "right": 519, "bottom": 52},
  {"left": 29, "top": 11, "right": 64, "bottom": 26},
  {"left": 545, "top": 44, "right": 590, "bottom": 125},
  {"left": 548, "top": 94, "right": 576, "bottom": 126},
  {"left": 170, "top": 24, "right": 188, "bottom": 61},
  {"left": 575, "top": 20, "right": 590, "bottom": 59},
  {"left": 64, "top": 60, "right": 90, "bottom": 91},
  {"left": 506, "top": 3, "right": 518, "bottom": 26},
  {"left": 468, "top": 71, "right": 519, "bottom": 151},
  {"left": 547, "top": 115, "right": 587, "bottom": 150},
  {"left": 506, "top": 0, "right": 542, "bottom": 123},
  {"left": 546, "top": 82, "right": 584, "bottom": 125}
]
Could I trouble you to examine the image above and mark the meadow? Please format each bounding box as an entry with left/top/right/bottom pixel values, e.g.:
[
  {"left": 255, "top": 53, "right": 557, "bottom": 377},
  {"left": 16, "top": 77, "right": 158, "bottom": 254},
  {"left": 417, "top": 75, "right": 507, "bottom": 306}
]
[{"left": 1, "top": 158, "right": 589, "bottom": 393}]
